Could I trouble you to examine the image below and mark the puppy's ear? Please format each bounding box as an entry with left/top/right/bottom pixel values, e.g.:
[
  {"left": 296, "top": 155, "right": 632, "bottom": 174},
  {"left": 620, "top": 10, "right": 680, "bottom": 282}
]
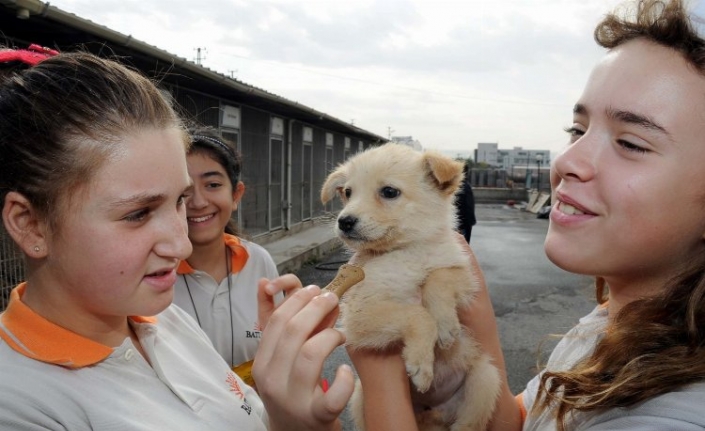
[
  {"left": 321, "top": 166, "right": 347, "bottom": 204},
  {"left": 422, "top": 151, "right": 464, "bottom": 196}
]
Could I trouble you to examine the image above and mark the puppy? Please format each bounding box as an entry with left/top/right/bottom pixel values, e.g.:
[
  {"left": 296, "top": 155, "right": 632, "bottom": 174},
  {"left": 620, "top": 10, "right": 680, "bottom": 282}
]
[{"left": 321, "top": 143, "right": 500, "bottom": 431}]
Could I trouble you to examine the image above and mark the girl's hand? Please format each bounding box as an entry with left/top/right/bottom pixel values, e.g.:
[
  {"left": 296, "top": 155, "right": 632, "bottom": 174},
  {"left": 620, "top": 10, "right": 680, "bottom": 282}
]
[
  {"left": 253, "top": 285, "right": 355, "bottom": 431},
  {"left": 257, "top": 274, "right": 307, "bottom": 329}
]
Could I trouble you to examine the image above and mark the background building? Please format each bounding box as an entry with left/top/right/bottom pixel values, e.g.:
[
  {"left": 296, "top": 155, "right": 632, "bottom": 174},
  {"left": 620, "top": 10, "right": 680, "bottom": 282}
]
[
  {"left": 475, "top": 142, "right": 500, "bottom": 166},
  {"left": 470, "top": 143, "right": 550, "bottom": 191},
  {"left": 475, "top": 143, "right": 550, "bottom": 170}
]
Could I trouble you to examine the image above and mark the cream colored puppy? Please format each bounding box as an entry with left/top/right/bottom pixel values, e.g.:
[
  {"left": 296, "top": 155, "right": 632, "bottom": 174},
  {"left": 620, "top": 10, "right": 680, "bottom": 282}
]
[{"left": 321, "top": 143, "right": 500, "bottom": 431}]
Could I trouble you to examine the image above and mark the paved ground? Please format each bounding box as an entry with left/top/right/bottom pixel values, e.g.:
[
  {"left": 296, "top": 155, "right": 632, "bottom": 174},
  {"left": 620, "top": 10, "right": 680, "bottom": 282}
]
[{"left": 295, "top": 204, "right": 596, "bottom": 429}]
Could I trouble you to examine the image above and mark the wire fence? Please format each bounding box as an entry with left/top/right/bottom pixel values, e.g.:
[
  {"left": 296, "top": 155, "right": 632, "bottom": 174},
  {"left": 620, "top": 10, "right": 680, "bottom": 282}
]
[{"left": 0, "top": 226, "right": 24, "bottom": 311}]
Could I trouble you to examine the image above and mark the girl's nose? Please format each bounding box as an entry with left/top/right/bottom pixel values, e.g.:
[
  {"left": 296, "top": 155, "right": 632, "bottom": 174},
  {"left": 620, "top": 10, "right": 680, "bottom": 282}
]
[
  {"left": 156, "top": 206, "right": 192, "bottom": 260},
  {"left": 187, "top": 185, "right": 208, "bottom": 209},
  {"left": 551, "top": 133, "right": 598, "bottom": 188}
]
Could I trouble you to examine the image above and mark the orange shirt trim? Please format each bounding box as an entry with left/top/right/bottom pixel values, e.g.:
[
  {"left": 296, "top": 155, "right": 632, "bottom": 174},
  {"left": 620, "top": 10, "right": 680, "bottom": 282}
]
[
  {"left": 177, "top": 233, "right": 250, "bottom": 275},
  {"left": 0, "top": 283, "right": 155, "bottom": 368}
]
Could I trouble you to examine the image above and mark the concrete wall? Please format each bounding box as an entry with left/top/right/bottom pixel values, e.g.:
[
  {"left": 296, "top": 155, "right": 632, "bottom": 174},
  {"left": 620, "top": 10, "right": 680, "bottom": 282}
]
[{"left": 473, "top": 187, "right": 528, "bottom": 204}]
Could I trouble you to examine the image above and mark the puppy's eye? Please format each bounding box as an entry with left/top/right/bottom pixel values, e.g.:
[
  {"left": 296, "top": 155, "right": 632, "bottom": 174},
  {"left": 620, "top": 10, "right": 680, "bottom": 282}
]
[
  {"left": 344, "top": 188, "right": 352, "bottom": 199},
  {"left": 380, "top": 186, "right": 400, "bottom": 199}
]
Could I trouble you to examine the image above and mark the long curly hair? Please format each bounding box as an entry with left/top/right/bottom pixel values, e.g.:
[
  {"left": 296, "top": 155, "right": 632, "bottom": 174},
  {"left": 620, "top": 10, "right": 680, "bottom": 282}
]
[{"left": 533, "top": 1, "right": 705, "bottom": 429}]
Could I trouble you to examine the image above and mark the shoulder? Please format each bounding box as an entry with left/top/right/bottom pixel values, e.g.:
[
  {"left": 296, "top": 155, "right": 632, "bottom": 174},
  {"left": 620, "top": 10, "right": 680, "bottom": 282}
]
[
  {"left": 240, "top": 240, "right": 278, "bottom": 274},
  {"left": 0, "top": 342, "right": 83, "bottom": 429},
  {"left": 581, "top": 382, "right": 705, "bottom": 430},
  {"left": 542, "top": 306, "right": 606, "bottom": 372},
  {"left": 155, "top": 304, "right": 210, "bottom": 340},
  {"left": 241, "top": 239, "right": 271, "bottom": 258}
]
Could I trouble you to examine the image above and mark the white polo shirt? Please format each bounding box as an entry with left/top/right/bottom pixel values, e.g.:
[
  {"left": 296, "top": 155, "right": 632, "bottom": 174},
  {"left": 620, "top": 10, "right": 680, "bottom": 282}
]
[
  {"left": 520, "top": 305, "right": 705, "bottom": 430},
  {"left": 0, "top": 284, "right": 268, "bottom": 431},
  {"left": 173, "top": 234, "right": 280, "bottom": 369}
]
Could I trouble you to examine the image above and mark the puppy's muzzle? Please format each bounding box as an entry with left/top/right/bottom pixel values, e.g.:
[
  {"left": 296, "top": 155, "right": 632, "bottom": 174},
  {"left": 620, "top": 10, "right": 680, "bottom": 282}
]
[{"left": 337, "top": 215, "right": 358, "bottom": 234}]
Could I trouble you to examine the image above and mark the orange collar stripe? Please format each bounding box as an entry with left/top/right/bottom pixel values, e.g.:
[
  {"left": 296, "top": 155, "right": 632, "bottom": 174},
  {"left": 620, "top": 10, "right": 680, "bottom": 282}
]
[
  {"left": 0, "top": 283, "right": 155, "bottom": 368},
  {"left": 177, "top": 233, "right": 250, "bottom": 275}
]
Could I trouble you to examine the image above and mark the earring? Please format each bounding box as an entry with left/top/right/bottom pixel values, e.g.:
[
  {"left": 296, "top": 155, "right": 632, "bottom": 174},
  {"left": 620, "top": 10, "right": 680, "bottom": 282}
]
[{"left": 33, "top": 246, "right": 40, "bottom": 253}]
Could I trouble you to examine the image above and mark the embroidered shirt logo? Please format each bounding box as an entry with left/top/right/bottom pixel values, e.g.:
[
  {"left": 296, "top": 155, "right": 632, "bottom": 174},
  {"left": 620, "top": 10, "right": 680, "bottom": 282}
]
[
  {"left": 246, "top": 321, "right": 263, "bottom": 339},
  {"left": 226, "top": 371, "right": 253, "bottom": 415},
  {"left": 227, "top": 372, "right": 245, "bottom": 399}
]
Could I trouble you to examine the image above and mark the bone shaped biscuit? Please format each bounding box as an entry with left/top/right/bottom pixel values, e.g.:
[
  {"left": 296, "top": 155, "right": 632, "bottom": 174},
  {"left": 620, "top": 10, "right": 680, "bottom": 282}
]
[{"left": 323, "top": 263, "right": 365, "bottom": 298}]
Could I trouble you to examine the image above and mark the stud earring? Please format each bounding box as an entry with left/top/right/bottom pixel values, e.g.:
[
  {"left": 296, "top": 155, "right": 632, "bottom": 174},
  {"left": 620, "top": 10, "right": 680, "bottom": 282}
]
[{"left": 33, "top": 246, "right": 40, "bottom": 253}]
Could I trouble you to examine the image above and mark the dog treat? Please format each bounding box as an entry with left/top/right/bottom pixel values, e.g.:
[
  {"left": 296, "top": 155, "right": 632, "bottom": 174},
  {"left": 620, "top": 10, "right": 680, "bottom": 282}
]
[{"left": 323, "top": 264, "right": 365, "bottom": 297}]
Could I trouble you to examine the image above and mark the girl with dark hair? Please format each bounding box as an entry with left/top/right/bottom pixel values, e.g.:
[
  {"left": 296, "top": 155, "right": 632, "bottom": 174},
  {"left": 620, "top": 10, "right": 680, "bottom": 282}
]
[
  {"left": 0, "top": 49, "right": 353, "bottom": 430},
  {"left": 173, "top": 128, "right": 280, "bottom": 385}
]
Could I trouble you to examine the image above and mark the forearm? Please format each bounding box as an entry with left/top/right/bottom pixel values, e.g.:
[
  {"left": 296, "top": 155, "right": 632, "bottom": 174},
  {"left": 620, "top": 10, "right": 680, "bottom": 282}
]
[
  {"left": 349, "top": 349, "right": 420, "bottom": 431},
  {"left": 488, "top": 386, "right": 522, "bottom": 431},
  {"left": 464, "top": 245, "right": 522, "bottom": 431}
]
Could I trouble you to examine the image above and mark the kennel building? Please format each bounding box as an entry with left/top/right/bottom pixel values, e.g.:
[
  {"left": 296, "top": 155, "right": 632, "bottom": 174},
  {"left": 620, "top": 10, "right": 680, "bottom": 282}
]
[{"left": 0, "top": 0, "right": 386, "bottom": 310}]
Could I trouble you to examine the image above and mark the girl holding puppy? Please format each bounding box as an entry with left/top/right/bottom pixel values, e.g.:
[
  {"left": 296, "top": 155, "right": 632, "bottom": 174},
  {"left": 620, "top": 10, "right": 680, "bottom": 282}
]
[
  {"left": 275, "top": 0, "right": 705, "bottom": 430},
  {"left": 0, "top": 49, "right": 353, "bottom": 430}
]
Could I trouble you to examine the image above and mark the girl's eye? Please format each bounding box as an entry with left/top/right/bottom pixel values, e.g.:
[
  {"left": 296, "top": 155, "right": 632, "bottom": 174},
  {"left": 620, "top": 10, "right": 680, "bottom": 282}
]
[
  {"left": 124, "top": 209, "right": 149, "bottom": 223},
  {"left": 617, "top": 139, "right": 647, "bottom": 154},
  {"left": 380, "top": 186, "right": 400, "bottom": 199},
  {"left": 206, "top": 182, "right": 223, "bottom": 189},
  {"left": 563, "top": 126, "right": 585, "bottom": 143}
]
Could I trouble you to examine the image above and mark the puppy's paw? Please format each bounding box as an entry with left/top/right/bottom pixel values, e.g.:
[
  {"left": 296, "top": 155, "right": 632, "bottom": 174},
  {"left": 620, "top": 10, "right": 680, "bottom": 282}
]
[
  {"left": 405, "top": 358, "right": 435, "bottom": 393},
  {"left": 436, "top": 321, "right": 460, "bottom": 350}
]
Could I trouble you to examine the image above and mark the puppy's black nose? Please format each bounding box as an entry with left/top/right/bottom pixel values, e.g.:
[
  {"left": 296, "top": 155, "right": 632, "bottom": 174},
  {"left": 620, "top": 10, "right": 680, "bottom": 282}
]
[{"left": 338, "top": 215, "right": 357, "bottom": 233}]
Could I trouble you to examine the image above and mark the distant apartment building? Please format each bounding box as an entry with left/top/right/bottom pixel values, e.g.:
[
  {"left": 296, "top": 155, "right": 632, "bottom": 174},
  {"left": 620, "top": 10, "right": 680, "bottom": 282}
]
[
  {"left": 476, "top": 143, "right": 500, "bottom": 166},
  {"left": 391, "top": 136, "right": 423, "bottom": 151},
  {"left": 474, "top": 143, "right": 550, "bottom": 170}
]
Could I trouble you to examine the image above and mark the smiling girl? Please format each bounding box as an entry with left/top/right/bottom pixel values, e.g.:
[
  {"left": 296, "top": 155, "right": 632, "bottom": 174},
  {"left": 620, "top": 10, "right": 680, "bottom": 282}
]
[
  {"left": 173, "top": 129, "right": 280, "bottom": 383},
  {"left": 294, "top": 1, "right": 705, "bottom": 430}
]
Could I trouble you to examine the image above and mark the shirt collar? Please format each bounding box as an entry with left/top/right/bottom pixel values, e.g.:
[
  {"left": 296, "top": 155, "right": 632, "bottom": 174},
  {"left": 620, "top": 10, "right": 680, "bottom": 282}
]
[
  {"left": 177, "top": 233, "right": 250, "bottom": 275},
  {"left": 0, "top": 283, "right": 156, "bottom": 369}
]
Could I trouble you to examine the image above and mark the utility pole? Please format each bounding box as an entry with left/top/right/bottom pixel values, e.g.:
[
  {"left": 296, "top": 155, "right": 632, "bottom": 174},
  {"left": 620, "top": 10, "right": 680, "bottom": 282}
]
[
  {"left": 387, "top": 126, "right": 395, "bottom": 140},
  {"left": 193, "top": 47, "right": 207, "bottom": 65}
]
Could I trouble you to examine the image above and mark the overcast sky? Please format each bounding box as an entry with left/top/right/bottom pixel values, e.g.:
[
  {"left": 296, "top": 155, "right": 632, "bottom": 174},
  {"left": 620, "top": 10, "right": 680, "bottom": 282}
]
[{"left": 47, "top": 0, "right": 705, "bottom": 158}]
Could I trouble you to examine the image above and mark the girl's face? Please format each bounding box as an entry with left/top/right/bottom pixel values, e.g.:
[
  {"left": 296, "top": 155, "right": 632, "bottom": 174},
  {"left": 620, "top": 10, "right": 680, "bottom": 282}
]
[
  {"left": 546, "top": 39, "right": 705, "bottom": 297},
  {"left": 185, "top": 152, "right": 244, "bottom": 247},
  {"left": 43, "top": 128, "right": 192, "bottom": 320}
]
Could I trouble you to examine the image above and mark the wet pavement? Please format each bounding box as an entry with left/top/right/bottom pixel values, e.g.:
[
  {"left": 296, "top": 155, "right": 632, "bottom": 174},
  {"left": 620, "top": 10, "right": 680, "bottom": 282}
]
[{"left": 295, "top": 204, "right": 595, "bottom": 429}]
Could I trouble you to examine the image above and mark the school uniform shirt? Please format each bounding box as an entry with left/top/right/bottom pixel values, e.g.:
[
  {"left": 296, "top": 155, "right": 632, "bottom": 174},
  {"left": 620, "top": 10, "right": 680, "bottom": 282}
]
[
  {"left": 520, "top": 305, "right": 705, "bottom": 431},
  {"left": 173, "top": 234, "right": 280, "bottom": 369},
  {"left": 0, "top": 283, "right": 268, "bottom": 431}
]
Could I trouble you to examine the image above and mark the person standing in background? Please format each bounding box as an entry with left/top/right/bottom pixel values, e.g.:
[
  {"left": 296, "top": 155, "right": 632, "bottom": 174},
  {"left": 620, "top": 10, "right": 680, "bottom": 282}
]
[{"left": 455, "top": 163, "right": 477, "bottom": 243}]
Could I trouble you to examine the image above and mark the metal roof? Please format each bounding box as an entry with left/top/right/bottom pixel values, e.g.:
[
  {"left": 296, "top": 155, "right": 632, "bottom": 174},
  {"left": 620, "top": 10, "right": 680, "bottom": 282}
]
[{"left": 0, "top": 0, "right": 387, "bottom": 141}]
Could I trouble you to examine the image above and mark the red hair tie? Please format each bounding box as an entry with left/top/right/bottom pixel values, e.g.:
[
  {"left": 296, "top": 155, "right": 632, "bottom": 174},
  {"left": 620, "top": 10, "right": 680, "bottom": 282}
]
[{"left": 0, "top": 44, "right": 59, "bottom": 66}]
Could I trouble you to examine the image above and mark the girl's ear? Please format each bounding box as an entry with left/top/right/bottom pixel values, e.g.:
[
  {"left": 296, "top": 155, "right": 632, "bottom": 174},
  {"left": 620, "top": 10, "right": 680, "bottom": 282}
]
[
  {"left": 231, "top": 181, "right": 246, "bottom": 210},
  {"left": 2, "top": 191, "right": 48, "bottom": 258}
]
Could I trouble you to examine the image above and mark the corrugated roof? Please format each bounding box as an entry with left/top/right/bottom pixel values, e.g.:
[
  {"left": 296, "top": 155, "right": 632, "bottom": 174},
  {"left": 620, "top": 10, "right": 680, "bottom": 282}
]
[{"left": 0, "top": 0, "right": 386, "bottom": 141}]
